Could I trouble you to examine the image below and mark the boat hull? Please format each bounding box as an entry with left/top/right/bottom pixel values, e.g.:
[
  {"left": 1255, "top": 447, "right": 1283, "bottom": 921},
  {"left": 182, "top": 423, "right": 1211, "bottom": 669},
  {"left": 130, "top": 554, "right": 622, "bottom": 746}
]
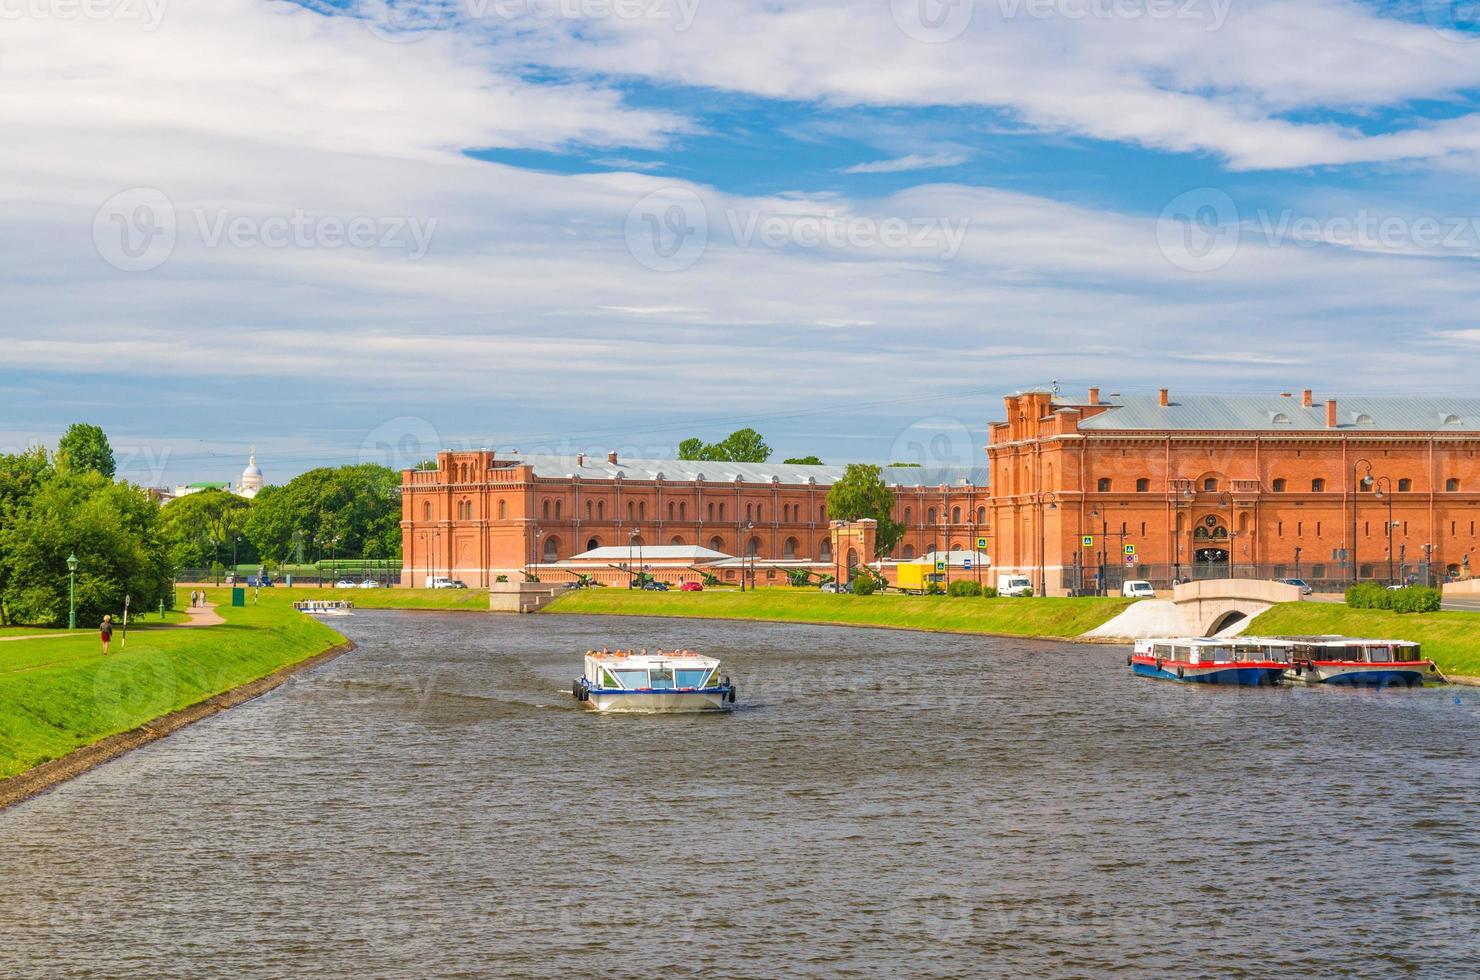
[
  {"left": 580, "top": 686, "right": 734, "bottom": 713},
  {"left": 1131, "top": 657, "right": 1284, "bottom": 686},
  {"left": 1285, "top": 662, "right": 1432, "bottom": 687}
]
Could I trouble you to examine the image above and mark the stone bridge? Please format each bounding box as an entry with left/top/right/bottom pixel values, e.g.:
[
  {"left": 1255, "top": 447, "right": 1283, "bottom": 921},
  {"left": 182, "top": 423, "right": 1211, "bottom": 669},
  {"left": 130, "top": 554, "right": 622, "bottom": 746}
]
[
  {"left": 1083, "top": 578, "right": 1303, "bottom": 640},
  {"left": 1170, "top": 579, "right": 1303, "bottom": 636}
]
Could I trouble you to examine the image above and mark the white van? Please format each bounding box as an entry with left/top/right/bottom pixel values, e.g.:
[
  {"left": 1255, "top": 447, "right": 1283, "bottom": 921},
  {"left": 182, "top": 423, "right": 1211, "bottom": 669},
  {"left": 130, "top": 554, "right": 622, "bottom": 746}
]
[
  {"left": 1121, "top": 580, "right": 1155, "bottom": 598},
  {"left": 425, "top": 575, "right": 465, "bottom": 589},
  {"left": 997, "top": 574, "right": 1032, "bottom": 597}
]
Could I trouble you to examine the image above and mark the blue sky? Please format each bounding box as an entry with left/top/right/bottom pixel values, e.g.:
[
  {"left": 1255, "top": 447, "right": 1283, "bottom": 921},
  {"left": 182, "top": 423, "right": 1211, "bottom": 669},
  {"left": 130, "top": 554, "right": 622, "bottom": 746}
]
[{"left": 4, "top": 0, "right": 1480, "bottom": 487}]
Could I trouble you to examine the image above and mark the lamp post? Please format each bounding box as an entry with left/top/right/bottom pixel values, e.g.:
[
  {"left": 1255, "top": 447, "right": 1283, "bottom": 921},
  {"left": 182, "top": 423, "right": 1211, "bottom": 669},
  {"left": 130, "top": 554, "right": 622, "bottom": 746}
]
[
  {"left": 629, "top": 527, "right": 640, "bottom": 589},
  {"left": 533, "top": 528, "right": 545, "bottom": 581},
  {"left": 1089, "top": 508, "right": 1108, "bottom": 596},
  {"left": 1294, "top": 545, "right": 1302, "bottom": 583},
  {"left": 1037, "top": 491, "right": 1058, "bottom": 598},
  {"left": 1352, "top": 457, "right": 1374, "bottom": 585},
  {"left": 938, "top": 518, "right": 949, "bottom": 592},
  {"left": 66, "top": 552, "right": 78, "bottom": 629},
  {"left": 742, "top": 520, "right": 754, "bottom": 592},
  {"left": 1370, "top": 476, "right": 1393, "bottom": 585}
]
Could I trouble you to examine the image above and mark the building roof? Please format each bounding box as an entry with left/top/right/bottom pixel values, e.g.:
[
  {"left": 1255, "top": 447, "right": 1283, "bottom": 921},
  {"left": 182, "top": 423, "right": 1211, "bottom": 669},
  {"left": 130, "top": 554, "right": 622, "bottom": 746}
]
[
  {"left": 906, "top": 549, "right": 991, "bottom": 566},
  {"left": 1072, "top": 393, "right": 1480, "bottom": 433},
  {"left": 496, "top": 453, "right": 988, "bottom": 488},
  {"left": 565, "top": 545, "right": 733, "bottom": 562}
]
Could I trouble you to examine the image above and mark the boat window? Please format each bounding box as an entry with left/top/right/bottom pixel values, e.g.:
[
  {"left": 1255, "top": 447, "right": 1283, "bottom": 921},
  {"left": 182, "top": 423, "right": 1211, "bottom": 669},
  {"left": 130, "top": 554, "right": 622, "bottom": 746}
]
[
  {"left": 601, "top": 669, "right": 621, "bottom": 687},
  {"left": 675, "top": 668, "right": 711, "bottom": 688},
  {"left": 648, "top": 667, "right": 675, "bottom": 690},
  {"left": 611, "top": 669, "right": 650, "bottom": 690}
]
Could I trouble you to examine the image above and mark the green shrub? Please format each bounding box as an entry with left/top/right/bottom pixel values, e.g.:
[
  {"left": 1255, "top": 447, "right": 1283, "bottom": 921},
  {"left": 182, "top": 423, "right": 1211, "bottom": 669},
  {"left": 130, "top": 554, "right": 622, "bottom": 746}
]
[
  {"left": 851, "top": 574, "right": 877, "bottom": 596},
  {"left": 1345, "top": 582, "right": 1390, "bottom": 609},
  {"left": 947, "top": 580, "right": 983, "bottom": 597},
  {"left": 1389, "top": 586, "right": 1441, "bottom": 614},
  {"left": 982, "top": 586, "right": 998, "bottom": 598}
]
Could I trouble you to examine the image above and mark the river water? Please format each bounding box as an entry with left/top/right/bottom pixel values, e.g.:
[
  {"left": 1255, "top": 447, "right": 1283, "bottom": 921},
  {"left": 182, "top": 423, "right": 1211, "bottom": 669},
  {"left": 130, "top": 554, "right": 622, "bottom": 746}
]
[{"left": 0, "top": 612, "right": 1476, "bottom": 977}]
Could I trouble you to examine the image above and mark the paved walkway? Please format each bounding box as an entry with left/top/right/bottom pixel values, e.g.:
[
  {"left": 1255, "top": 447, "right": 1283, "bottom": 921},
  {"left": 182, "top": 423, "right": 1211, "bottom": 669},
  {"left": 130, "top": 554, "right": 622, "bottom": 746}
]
[{"left": 0, "top": 603, "right": 223, "bottom": 642}]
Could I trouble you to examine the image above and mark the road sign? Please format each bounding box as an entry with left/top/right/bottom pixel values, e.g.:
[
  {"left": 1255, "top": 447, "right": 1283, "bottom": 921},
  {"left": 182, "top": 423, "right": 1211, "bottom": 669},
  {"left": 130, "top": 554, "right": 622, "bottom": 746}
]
[
  {"left": 1125, "top": 554, "right": 1138, "bottom": 565},
  {"left": 935, "top": 560, "right": 947, "bottom": 573},
  {"left": 976, "top": 536, "right": 988, "bottom": 550},
  {"left": 962, "top": 559, "right": 973, "bottom": 571},
  {"left": 1124, "top": 544, "right": 1136, "bottom": 556},
  {"left": 1082, "top": 535, "right": 1094, "bottom": 548}
]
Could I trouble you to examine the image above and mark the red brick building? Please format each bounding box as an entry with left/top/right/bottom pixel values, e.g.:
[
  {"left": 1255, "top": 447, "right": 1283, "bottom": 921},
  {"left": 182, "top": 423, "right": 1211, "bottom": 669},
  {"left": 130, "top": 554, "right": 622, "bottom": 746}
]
[{"left": 401, "top": 386, "right": 1480, "bottom": 592}]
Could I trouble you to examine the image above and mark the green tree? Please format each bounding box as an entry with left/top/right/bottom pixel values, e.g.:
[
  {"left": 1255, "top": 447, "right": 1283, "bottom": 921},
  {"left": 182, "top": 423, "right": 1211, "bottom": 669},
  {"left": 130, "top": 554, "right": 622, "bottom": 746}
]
[
  {"left": 56, "top": 423, "right": 116, "bottom": 478},
  {"left": 783, "top": 456, "right": 823, "bottom": 465},
  {"left": 160, "top": 488, "right": 254, "bottom": 569},
  {"left": 244, "top": 464, "right": 400, "bottom": 565},
  {"left": 825, "top": 463, "right": 904, "bottom": 558},
  {"left": 0, "top": 469, "right": 171, "bottom": 626},
  {"left": 677, "top": 428, "right": 774, "bottom": 463}
]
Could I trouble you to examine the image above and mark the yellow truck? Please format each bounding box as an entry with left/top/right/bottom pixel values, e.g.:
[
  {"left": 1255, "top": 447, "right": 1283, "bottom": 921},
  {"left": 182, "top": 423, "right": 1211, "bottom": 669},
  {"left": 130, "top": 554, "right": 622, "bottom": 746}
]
[{"left": 895, "top": 561, "right": 943, "bottom": 594}]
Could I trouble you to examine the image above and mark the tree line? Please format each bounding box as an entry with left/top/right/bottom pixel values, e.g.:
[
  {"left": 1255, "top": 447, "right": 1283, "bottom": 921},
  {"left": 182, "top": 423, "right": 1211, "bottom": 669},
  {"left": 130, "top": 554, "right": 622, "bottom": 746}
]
[{"left": 0, "top": 425, "right": 402, "bottom": 626}]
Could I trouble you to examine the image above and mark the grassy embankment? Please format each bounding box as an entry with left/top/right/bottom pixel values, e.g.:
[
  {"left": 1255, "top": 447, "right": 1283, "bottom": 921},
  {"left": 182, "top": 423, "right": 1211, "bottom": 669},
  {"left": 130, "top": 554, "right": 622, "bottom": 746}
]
[
  {"left": 547, "top": 588, "right": 1134, "bottom": 639},
  {"left": 1249, "top": 603, "right": 1480, "bottom": 678},
  {"left": 0, "top": 589, "right": 344, "bottom": 781},
  {"left": 259, "top": 586, "right": 490, "bottom": 611}
]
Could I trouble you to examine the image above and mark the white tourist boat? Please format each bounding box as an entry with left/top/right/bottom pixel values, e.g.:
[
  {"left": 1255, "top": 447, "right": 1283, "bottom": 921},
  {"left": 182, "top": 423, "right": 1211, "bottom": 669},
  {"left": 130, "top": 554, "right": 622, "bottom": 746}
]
[
  {"left": 292, "top": 600, "right": 354, "bottom": 616},
  {"left": 573, "top": 649, "right": 735, "bottom": 713},
  {"left": 1273, "top": 636, "right": 1439, "bottom": 687}
]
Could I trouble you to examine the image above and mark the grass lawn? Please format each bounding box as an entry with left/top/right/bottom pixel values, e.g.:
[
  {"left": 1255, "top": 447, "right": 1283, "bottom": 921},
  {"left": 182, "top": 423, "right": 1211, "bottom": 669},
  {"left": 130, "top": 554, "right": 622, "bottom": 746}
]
[
  {"left": 1248, "top": 603, "right": 1480, "bottom": 678},
  {"left": 249, "top": 586, "right": 489, "bottom": 612},
  {"left": 0, "top": 589, "right": 344, "bottom": 781},
  {"left": 546, "top": 588, "right": 1133, "bottom": 639}
]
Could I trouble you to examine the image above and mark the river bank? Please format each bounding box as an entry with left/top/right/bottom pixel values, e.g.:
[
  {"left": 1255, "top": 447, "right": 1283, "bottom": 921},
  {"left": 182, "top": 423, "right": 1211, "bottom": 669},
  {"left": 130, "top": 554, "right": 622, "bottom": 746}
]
[{"left": 0, "top": 589, "right": 348, "bottom": 804}]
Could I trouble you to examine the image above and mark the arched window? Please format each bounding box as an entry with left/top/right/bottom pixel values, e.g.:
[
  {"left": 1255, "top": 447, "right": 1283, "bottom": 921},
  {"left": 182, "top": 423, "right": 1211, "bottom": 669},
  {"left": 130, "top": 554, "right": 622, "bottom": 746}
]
[
  {"left": 819, "top": 505, "right": 826, "bottom": 522},
  {"left": 1311, "top": 478, "right": 1325, "bottom": 493},
  {"left": 668, "top": 502, "right": 675, "bottom": 520},
  {"left": 1272, "top": 479, "right": 1286, "bottom": 493},
  {"left": 1202, "top": 478, "right": 1217, "bottom": 492},
  {"left": 756, "top": 504, "right": 763, "bottom": 522},
  {"left": 1135, "top": 478, "right": 1150, "bottom": 493},
  {"left": 783, "top": 537, "right": 798, "bottom": 558},
  {"left": 818, "top": 539, "right": 832, "bottom": 562},
  {"left": 1447, "top": 478, "right": 1460, "bottom": 492},
  {"left": 542, "top": 500, "right": 550, "bottom": 520},
  {"left": 951, "top": 506, "right": 961, "bottom": 523},
  {"left": 679, "top": 502, "right": 687, "bottom": 520},
  {"left": 1398, "top": 478, "right": 1412, "bottom": 492},
  {"left": 627, "top": 501, "right": 635, "bottom": 520},
  {"left": 498, "top": 499, "right": 507, "bottom": 519},
  {"left": 709, "top": 536, "right": 724, "bottom": 552},
  {"left": 902, "top": 544, "right": 915, "bottom": 560},
  {"left": 585, "top": 500, "right": 593, "bottom": 519},
  {"left": 596, "top": 501, "right": 605, "bottom": 519},
  {"left": 846, "top": 548, "right": 858, "bottom": 570},
  {"left": 748, "top": 537, "right": 761, "bottom": 557},
  {"left": 554, "top": 500, "right": 561, "bottom": 520},
  {"left": 1097, "top": 478, "right": 1112, "bottom": 492},
  {"left": 707, "top": 502, "right": 715, "bottom": 520},
  {"left": 927, "top": 507, "right": 937, "bottom": 523},
  {"left": 543, "top": 537, "right": 558, "bottom": 562},
  {"left": 976, "top": 506, "right": 986, "bottom": 524},
  {"left": 904, "top": 507, "right": 912, "bottom": 525},
  {"left": 586, "top": 537, "right": 600, "bottom": 551},
  {"left": 746, "top": 503, "right": 753, "bottom": 521},
  {"left": 669, "top": 536, "right": 683, "bottom": 546},
  {"left": 718, "top": 503, "right": 726, "bottom": 520},
  {"left": 639, "top": 501, "right": 645, "bottom": 520},
  {"left": 423, "top": 501, "right": 432, "bottom": 521}
]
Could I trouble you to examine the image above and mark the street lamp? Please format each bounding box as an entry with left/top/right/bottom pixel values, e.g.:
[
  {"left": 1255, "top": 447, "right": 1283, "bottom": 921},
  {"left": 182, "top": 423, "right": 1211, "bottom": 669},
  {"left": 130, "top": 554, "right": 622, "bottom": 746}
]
[
  {"left": 629, "top": 527, "right": 640, "bottom": 589},
  {"left": 1370, "top": 476, "right": 1394, "bottom": 585},
  {"left": 741, "top": 520, "right": 754, "bottom": 592},
  {"left": 66, "top": 552, "right": 78, "bottom": 629},
  {"left": 533, "top": 528, "right": 545, "bottom": 581},
  {"left": 1089, "top": 508, "right": 1108, "bottom": 596},
  {"left": 1352, "top": 457, "right": 1374, "bottom": 585},
  {"left": 1037, "top": 492, "right": 1058, "bottom": 597}
]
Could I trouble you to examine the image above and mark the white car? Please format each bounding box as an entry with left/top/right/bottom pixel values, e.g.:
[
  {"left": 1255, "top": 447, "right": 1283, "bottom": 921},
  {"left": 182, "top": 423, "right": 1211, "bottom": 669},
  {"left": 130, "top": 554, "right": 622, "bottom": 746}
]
[
  {"left": 426, "top": 576, "right": 467, "bottom": 589},
  {"left": 334, "top": 578, "right": 358, "bottom": 588},
  {"left": 1121, "top": 580, "right": 1155, "bottom": 598},
  {"left": 358, "top": 579, "right": 382, "bottom": 589}
]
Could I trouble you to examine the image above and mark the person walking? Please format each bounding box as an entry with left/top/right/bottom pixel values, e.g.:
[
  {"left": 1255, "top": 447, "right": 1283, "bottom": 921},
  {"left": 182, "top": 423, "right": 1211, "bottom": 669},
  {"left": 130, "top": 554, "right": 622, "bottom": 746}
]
[
  {"left": 100, "top": 614, "right": 113, "bottom": 656},
  {"left": 190, "top": 589, "right": 198, "bottom": 608}
]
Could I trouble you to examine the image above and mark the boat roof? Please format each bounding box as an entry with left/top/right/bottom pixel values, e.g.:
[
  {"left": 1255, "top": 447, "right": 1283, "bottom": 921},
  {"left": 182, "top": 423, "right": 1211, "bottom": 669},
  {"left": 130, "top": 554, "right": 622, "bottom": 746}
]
[
  {"left": 1256, "top": 634, "right": 1419, "bottom": 645},
  {"left": 584, "top": 650, "right": 719, "bottom": 667}
]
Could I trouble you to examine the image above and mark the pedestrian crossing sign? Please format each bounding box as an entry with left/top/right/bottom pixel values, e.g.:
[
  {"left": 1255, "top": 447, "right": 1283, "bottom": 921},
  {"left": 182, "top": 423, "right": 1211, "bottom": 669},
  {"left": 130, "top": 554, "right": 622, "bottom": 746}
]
[
  {"left": 934, "top": 560, "right": 947, "bottom": 573},
  {"left": 976, "top": 536, "right": 988, "bottom": 550},
  {"left": 1082, "top": 535, "right": 1094, "bottom": 548},
  {"left": 1124, "top": 544, "right": 1136, "bottom": 555}
]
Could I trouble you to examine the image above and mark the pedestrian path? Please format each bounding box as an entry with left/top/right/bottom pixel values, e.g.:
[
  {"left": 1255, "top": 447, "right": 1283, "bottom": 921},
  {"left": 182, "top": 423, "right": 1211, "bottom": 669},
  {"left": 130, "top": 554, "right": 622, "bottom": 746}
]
[{"left": 0, "top": 603, "right": 223, "bottom": 641}]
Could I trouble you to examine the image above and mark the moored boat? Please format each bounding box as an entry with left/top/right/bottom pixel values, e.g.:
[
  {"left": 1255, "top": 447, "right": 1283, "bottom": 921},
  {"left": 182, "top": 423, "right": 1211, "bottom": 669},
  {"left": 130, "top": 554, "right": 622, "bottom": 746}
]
[
  {"left": 1131, "top": 638, "right": 1290, "bottom": 686},
  {"left": 1275, "top": 636, "right": 1438, "bottom": 687},
  {"left": 573, "top": 649, "right": 736, "bottom": 713}
]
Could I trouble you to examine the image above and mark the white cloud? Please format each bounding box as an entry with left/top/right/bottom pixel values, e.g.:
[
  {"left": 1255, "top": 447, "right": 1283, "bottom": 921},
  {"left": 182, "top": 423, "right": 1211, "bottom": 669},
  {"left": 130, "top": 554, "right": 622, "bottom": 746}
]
[{"left": 843, "top": 152, "right": 969, "bottom": 174}]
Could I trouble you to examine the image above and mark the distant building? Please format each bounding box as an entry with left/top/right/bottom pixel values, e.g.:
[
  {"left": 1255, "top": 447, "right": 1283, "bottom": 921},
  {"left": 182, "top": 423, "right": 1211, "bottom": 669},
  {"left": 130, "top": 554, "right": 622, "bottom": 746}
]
[{"left": 163, "top": 449, "right": 265, "bottom": 502}]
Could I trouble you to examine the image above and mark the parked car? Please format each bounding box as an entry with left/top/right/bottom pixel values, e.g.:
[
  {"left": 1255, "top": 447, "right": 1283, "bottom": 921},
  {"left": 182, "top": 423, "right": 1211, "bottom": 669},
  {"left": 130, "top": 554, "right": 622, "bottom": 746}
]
[
  {"left": 997, "top": 574, "right": 1032, "bottom": 597},
  {"left": 334, "top": 578, "right": 358, "bottom": 588},
  {"left": 1121, "top": 580, "right": 1155, "bottom": 598},
  {"left": 641, "top": 580, "right": 669, "bottom": 591},
  {"left": 679, "top": 582, "right": 703, "bottom": 592},
  {"left": 359, "top": 579, "right": 382, "bottom": 589},
  {"left": 1280, "top": 578, "right": 1314, "bottom": 595},
  {"left": 819, "top": 581, "right": 853, "bottom": 594},
  {"left": 425, "top": 576, "right": 467, "bottom": 589}
]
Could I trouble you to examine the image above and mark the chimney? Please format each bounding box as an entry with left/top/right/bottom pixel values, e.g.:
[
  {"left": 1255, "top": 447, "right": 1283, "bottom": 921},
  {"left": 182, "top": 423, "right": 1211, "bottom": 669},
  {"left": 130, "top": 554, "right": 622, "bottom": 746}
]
[
  {"left": 576, "top": 452, "right": 584, "bottom": 467},
  {"left": 1325, "top": 398, "right": 1338, "bottom": 428},
  {"left": 1087, "top": 386, "right": 1100, "bottom": 406},
  {"left": 1158, "top": 387, "right": 1169, "bottom": 407},
  {"left": 607, "top": 450, "right": 618, "bottom": 464},
  {"left": 1301, "top": 388, "right": 1313, "bottom": 407}
]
